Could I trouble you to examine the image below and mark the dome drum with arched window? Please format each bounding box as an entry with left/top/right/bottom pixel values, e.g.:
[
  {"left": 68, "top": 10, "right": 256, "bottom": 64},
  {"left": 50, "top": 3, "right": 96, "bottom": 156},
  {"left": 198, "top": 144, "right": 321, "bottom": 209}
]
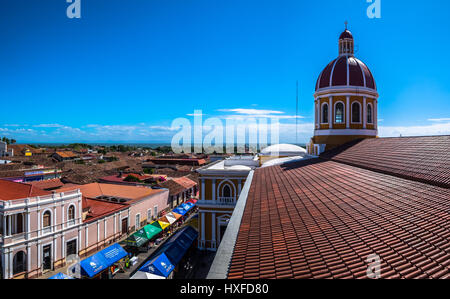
[{"left": 307, "top": 25, "right": 379, "bottom": 155}]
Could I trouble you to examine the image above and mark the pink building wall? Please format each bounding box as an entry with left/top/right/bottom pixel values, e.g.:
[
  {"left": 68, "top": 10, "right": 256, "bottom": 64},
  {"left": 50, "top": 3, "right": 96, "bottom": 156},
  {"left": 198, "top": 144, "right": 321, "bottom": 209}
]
[{"left": 1, "top": 188, "right": 170, "bottom": 279}]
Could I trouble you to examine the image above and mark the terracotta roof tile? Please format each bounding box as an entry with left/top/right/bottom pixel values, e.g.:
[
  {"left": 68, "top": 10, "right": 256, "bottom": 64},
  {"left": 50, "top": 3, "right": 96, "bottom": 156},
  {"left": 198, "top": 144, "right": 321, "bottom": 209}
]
[
  {"left": 320, "top": 136, "right": 450, "bottom": 188},
  {"left": 0, "top": 179, "right": 50, "bottom": 200},
  {"left": 27, "top": 178, "right": 64, "bottom": 190},
  {"left": 227, "top": 159, "right": 450, "bottom": 279},
  {"left": 58, "top": 182, "right": 162, "bottom": 204}
]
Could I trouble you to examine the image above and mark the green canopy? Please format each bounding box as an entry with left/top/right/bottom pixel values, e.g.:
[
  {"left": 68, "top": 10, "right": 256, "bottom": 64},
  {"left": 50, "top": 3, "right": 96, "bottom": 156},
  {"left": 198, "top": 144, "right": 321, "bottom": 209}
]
[
  {"left": 124, "top": 229, "right": 149, "bottom": 247},
  {"left": 142, "top": 224, "right": 162, "bottom": 240},
  {"left": 125, "top": 224, "right": 163, "bottom": 248}
]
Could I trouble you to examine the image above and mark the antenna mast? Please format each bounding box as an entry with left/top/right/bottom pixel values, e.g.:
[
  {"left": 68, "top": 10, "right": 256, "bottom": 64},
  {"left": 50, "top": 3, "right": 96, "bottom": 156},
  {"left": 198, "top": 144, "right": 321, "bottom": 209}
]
[{"left": 296, "top": 80, "right": 299, "bottom": 145}]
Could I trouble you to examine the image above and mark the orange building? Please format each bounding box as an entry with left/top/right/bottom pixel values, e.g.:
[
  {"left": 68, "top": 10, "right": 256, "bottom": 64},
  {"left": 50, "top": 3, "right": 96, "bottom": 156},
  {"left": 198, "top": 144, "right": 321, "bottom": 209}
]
[{"left": 307, "top": 26, "right": 378, "bottom": 155}]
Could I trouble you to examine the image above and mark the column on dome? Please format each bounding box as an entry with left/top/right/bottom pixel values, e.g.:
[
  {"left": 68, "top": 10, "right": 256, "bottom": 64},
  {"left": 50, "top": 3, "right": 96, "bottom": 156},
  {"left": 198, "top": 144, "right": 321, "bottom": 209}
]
[
  {"left": 328, "top": 97, "right": 333, "bottom": 129},
  {"left": 363, "top": 97, "right": 367, "bottom": 129},
  {"left": 372, "top": 99, "right": 378, "bottom": 130},
  {"left": 346, "top": 96, "right": 350, "bottom": 128}
]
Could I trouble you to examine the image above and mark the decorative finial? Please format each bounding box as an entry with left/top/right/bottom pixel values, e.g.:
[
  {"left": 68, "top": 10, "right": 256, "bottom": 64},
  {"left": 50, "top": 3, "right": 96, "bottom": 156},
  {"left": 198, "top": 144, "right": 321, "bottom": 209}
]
[{"left": 345, "top": 20, "right": 348, "bottom": 30}]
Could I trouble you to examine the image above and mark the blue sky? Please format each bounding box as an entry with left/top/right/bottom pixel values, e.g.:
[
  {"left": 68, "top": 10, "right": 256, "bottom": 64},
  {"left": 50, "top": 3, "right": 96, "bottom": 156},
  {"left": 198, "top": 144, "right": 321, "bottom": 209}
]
[{"left": 1, "top": 0, "right": 450, "bottom": 143}]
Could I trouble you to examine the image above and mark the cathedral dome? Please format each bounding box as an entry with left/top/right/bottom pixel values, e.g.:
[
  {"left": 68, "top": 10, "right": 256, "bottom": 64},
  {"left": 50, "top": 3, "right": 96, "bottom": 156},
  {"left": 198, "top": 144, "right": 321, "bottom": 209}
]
[
  {"left": 315, "top": 55, "right": 376, "bottom": 91},
  {"left": 315, "top": 27, "right": 376, "bottom": 92}
]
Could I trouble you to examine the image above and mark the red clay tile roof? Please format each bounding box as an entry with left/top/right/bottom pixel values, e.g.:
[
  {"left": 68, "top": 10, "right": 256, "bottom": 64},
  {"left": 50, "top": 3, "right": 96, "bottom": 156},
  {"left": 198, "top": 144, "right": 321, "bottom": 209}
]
[
  {"left": 173, "top": 176, "right": 197, "bottom": 189},
  {"left": 27, "top": 179, "right": 64, "bottom": 190},
  {"left": 320, "top": 136, "right": 450, "bottom": 188},
  {"left": 55, "top": 151, "right": 77, "bottom": 158},
  {"left": 227, "top": 159, "right": 450, "bottom": 279},
  {"left": 0, "top": 179, "right": 50, "bottom": 200},
  {"left": 58, "top": 182, "right": 163, "bottom": 203},
  {"left": 157, "top": 176, "right": 196, "bottom": 196},
  {"left": 83, "top": 197, "right": 127, "bottom": 223},
  {"left": 158, "top": 179, "right": 187, "bottom": 196}
]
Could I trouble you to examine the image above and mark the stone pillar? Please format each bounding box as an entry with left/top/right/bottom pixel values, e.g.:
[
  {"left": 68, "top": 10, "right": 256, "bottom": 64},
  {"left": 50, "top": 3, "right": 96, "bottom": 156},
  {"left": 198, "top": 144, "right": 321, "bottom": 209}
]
[
  {"left": 346, "top": 96, "right": 350, "bottom": 128},
  {"left": 201, "top": 179, "right": 205, "bottom": 201},
  {"left": 2, "top": 249, "right": 8, "bottom": 279},
  {"left": 3, "top": 214, "right": 7, "bottom": 236},
  {"left": 200, "top": 212, "right": 205, "bottom": 249},
  {"left": 8, "top": 249, "right": 13, "bottom": 278},
  {"left": 374, "top": 99, "right": 378, "bottom": 130},
  {"left": 238, "top": 180, "right": 242, "bottom": 196},
  {"left": 211, "top": 212, "right": 216, "bottom": 250},
  {"left": 363, "top": 97, "right": 367, "bottom": 129},
  {"left": 212, "top": 179, "right": 216, "bottom": 203},
  {"left": 329, "top": 97, "right": 333, "bottom": 128},
  {"left": 27, "top": 244, "right": 31, "bottom": 276},
  {"left": 25, "top": 212, "right": 30, "bottom": 240},
  {"left": 8, "top": 215, "right": 11, "bottom": 236}
]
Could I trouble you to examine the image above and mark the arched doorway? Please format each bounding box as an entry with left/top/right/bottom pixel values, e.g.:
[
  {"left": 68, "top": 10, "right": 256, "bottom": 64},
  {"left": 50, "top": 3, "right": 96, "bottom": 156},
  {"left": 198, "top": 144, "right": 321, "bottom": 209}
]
[{"left": 13, "top": 251, "right": 27, "bottom": 275}]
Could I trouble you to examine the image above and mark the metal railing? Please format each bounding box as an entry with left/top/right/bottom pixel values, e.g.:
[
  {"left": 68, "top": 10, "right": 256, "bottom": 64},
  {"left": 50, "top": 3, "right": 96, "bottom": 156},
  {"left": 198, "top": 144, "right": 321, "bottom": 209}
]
[{"left": 217, "top": 197, "right": 236, "bottom": 205}]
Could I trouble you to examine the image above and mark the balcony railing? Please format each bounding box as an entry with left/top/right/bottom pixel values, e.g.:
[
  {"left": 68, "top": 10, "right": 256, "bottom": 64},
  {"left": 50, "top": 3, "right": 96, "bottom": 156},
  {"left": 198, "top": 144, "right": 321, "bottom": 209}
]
[{"left": 217, "top": 197, "right": 236, "bottom": 205}]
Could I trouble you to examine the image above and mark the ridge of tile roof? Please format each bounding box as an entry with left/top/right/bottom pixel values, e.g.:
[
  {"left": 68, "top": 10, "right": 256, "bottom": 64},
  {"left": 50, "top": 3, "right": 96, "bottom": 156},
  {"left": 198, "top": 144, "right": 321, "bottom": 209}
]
[
  {"left": 320, "top": 135, "right": 450, "bottom": 188},
  {"left": 27, "top": 178, "right": 64, "bottom": 190},
  {"left": 226, "top": 159, "right": 450, "bottom": 279}
]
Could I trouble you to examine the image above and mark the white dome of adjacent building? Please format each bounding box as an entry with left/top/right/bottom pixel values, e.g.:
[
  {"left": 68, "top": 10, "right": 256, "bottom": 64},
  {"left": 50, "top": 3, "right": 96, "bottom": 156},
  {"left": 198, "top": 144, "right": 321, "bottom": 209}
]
[{"left": 260, "top": 144, "right": 307, "bottom": 157}]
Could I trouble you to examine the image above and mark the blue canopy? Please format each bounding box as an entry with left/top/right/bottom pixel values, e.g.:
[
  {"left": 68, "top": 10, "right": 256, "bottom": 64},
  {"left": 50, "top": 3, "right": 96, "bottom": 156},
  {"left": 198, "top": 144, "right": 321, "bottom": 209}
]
[
  {"left": 172, "top": 207, "right": 187, "bottom": 216},
  {"left": 184, "top": 202, "right": 195, "bottom": 210},
  {"left": 80, "top": 243, "right": 128, "bottom": 277},
  {"left": 153, "top": 226, "right": 198, "bottom": 265},
  {"left": 48, "top": 272, "right": 74, "bottom": 279},
  {"left": 139, "top": 253, "right": 175, "bottom": 278}
]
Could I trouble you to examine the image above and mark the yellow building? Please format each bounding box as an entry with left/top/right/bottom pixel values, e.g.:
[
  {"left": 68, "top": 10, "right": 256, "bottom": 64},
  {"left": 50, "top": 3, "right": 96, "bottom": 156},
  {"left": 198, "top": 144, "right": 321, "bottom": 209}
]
[
  {"left": 196, "top": 156, "right": 258, "bottom": 251},
  {"left": 307, "top": 26, "right": 378, "bottom": 155}
]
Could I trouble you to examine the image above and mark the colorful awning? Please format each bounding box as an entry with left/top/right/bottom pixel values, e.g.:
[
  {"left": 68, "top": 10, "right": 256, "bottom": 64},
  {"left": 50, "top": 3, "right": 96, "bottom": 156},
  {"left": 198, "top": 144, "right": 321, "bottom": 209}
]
[
  {"left": 124, "top": 229, "right": 148, "bottom": 247},
  {"left": 142, "top": 224, "right": 163, "bottom": 239},
  {"left": 138, "top": 253, "right": 175, "bottom": 278},
  {"left": 152, "top": 226, "right": 198, "bottom": 265},
  {"left": 172, "top": 207, "right": 186, "bottom": 216},
  {"left": 171, "top": 212, "right": 182, "bottom": 220},
  {"left": 160, "top": 213, "right": 177, "bottom": 224},
  {"left": 80, "top": 243, "right": 128, "bottom": 277},
  {"left": 186, "top": 198, "right": 197, "bottom": 204},
  {"left": 151, "top": 220, "right": 170, "bottom": 230}
]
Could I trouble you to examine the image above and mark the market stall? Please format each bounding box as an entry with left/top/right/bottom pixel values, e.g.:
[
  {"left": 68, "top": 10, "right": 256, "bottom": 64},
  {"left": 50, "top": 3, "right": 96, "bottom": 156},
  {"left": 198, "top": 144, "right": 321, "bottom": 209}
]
[{"left": 79, "top": 243, "right": 128, "bottom": 279}]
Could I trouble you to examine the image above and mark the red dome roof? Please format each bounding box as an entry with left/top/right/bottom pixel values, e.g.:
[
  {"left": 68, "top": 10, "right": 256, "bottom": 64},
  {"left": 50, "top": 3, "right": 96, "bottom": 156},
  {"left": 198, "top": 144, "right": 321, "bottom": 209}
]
[
  {"left": 315, "top": 55, "right": 376, "bottom": 91},
  {"left": 339, "top": 29, "right": 353, "bottom": 40}
]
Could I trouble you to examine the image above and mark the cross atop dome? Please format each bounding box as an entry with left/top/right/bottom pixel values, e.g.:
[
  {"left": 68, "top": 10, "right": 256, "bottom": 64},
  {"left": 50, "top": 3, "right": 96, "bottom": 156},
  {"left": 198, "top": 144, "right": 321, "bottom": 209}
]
[{"left": 339, "top": 23, "right": 354, "bottom": 55}]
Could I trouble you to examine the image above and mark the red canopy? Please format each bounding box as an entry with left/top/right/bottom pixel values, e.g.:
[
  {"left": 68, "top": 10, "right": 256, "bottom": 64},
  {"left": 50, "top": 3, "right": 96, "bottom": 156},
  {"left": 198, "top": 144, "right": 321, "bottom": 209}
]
[{"left": 186, "top": 198, "right": 197, "bottom": 204}]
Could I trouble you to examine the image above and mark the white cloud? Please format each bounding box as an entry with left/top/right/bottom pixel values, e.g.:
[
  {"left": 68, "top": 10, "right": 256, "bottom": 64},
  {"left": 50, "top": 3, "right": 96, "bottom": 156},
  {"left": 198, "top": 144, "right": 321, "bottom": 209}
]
[
  {"left": 186, "top": 113, "right": 207, "bottom": 117},
  {"left": 217, "top": 108, "right": 285, "bottom": 115},
  {"left": 427, "top": 118, "right": 450, "bottom": 122},
  {"left": 33, "top": 124, "right": 64, "bottom": 128},
  {"left": 379, "top": 121, "right": 450, "bottom": 137}
]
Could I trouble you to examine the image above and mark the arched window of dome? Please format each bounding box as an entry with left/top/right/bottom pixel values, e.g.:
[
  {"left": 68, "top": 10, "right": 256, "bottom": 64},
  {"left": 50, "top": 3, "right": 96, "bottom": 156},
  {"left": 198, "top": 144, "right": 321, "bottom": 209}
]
[
  {"left": 335, "top": 102, "right": 344, "bottom": 123},
  {"left": 367, "top": 103, "right": 373, "bottom": 124},
  {"left": 352, "top": 102, "right": 361, "bottom": 123},
  {"left": 321, "top": 103, "right": 328, "bottom": 123}
]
